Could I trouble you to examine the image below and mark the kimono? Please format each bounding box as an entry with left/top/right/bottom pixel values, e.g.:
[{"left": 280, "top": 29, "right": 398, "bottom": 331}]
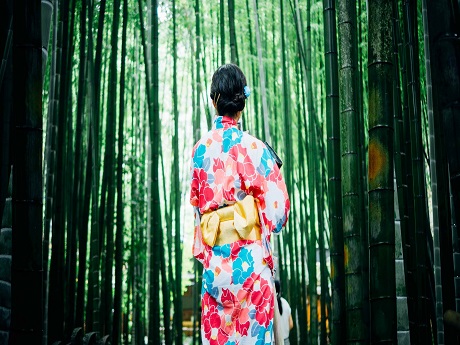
[{"left": 190, "top": 115, "right": 290, "bottom": 345}]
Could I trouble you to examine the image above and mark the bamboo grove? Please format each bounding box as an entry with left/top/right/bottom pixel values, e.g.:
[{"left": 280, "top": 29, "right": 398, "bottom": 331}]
[{"left": 1, "top": 0, "right": 460, "bottom": 344}]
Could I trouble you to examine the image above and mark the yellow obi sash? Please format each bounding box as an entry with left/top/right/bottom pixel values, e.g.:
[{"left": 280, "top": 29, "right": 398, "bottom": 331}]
[{"left": 200, "top": 195, "right": 261, "bottom": 247}]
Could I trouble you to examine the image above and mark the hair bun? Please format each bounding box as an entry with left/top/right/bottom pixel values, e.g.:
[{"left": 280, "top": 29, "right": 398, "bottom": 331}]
[{"left": 234, "top": 93, "right": 246, "bottom": 102}]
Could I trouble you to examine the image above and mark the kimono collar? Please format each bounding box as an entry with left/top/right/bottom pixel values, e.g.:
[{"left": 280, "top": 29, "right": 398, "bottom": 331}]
[{"left": 213, "top": 115, "right": 238, "bottom": 130}]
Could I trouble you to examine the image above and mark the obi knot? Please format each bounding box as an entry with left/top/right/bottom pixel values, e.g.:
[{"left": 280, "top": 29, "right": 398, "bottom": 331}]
[{"left": 200, "top": 195, "right": 261, "bottom": 247}]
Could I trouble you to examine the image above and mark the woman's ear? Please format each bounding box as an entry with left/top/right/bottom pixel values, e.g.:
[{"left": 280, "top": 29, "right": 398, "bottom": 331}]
[{"left": 212, "top": 100, "right": 217, "bottom": 109}]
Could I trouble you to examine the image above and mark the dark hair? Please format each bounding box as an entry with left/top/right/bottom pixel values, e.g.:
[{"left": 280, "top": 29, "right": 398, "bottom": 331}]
[
  {"left": 275, "top": 280, "right": 283, "bottom": 315},
  {"left": 210, "top": 64, "right": 247, "bottom": 117}
]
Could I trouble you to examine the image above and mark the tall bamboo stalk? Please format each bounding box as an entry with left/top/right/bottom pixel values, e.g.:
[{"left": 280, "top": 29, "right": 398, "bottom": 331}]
[
  {"left": 305, "top": 0, "right": 318, "bottom": 341},
  {"left": 67, "top": 0, "right": 87, "bottom": 334},
  {"left": 173, "top": 1, "right": 182, "bottom": 344},
  {"left": 148, "top": 0, "right": 162, "bottom": 343},
  {"left": 48, "top": 0, "right": 71, "bottom": 339},
  {"left": 337, "top": 0, "right": 367, "bottom": 342},
  {"left": 391, "top": 3, "right": 420, "bottom": 340},
  {"left": 402, "top": 1, "right": 431, "bottom": 341},
  {"left": 112, "top": 0, "right": 128, "bottom": 343},
  {"left": 86, "top": 0, "right": 102, "bottom": 332},
  {"left": 367, "top": 0, "right": 396, "bottom": 342},
  {"left": 297, "top": 52, "right": 309, "bottom": 343},
  {"left": 322, "top": 0, "right": 345, "bottom": 343},
  {"left": 10, "top": 0, "right": 43, "bottom": 343},
  {"left": 101, "top": 0, "right": 121, "bottom": 336},
  {"left": 43, "top": 0, "right": 59, "bottom": 340}
]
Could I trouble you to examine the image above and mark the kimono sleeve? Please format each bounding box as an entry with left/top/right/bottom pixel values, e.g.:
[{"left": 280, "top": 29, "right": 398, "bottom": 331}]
[
  {"left": 242, "top": 140, "right": 290, "bottom": 234},
  {"left": 190, "top": 144, "right": 206, "bottom": 263}
]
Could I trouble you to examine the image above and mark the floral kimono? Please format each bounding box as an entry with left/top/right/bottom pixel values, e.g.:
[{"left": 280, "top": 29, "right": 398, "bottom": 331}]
[{"left": 190, "top": 115, "right": 290, "bottom": 345}]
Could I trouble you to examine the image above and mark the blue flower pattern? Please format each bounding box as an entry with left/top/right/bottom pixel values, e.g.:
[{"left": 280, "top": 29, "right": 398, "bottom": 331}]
[
  {"left": 193, "top": 144, "right": 206, "bottom": 168},
  {"left": 223, "top": 128, "right": 242, "bottom": 153},
  {"left": 258, "top": 148, "right": 274, "bottom": 178},
  {"left": 233, "top": 247, "right": 255, "bottom": 284},
  {"left": 212, "top": 244, "right": 231, "bottom": 259}
]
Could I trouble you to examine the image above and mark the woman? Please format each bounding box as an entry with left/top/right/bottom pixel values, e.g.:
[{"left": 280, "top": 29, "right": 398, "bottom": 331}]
[
  {"left": 274, "top": 280, "right": 294, "bottom": 345},
  {"left": 190, "top": 64, "right": 290, "bottom": 344}
]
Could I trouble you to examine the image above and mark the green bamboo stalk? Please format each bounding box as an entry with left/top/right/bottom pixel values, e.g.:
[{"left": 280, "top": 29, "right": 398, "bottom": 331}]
[
  {"left": 158, "top": 162, "right": 171, "bottom": 345},
  {"left": 66, "top": 0, "right": 87, "bottom": 335},
  {"left": 298, "top": 56, "right": 310, "bottom": 343},
  {"left": 320, "top": 159, "right": 331, "bottom": 345},
  {"left": 87, "top": 0, "right": 101, "bottom": 330},
  {"left": 85, "top": 0, "right": 95, "bottom": 329},
  {"left": 148, "top": 0, "right": 162, "bottom": 343},
  {"left": 391, "top": 2, "right": 420, "bottom": 341},
  {"left": 220, "top": 0, "right": 225, "bottom": 64},
  {"left": 134, "top": 55, "right": 147, "bottom": 345},
  {"left": 74, "top": 0, "right": 88, "bottom": 330},
  {"left": 402, "top": 1, "right": 431, "bottom": 341},
  {"left": 128, "top": 54, "right": 138, "bottom": 344},
  {"left": 391, "top": 3, "right": 415, "bottom": 344},
  {"left": 63, "top": 8, "right": 76, "bottom": 285},
  {"left": 112, "top": 0, "right": 127, "bottom": 342},
  {"left": 305, "top": 0, "right": 318, "bottom": 343},
  {"left": 173, "top": 1, "right": 182, "bottom": 344},
  {"left": 163, "top": 133, "right": 176, "bottom": 344},
  {"left": 367, "top": 0, "right": 396, "bottom": 342},
  {"left": 290, "top": 57, "right": 304, "bottom": 345},
  {"left": 48, "top": 0, "right": 71, "bottom": 339},
  {"left": 85, "top": 0, "right": 112, "bottom": 334},
  {"left": 76, "top": 127, "right": 91, "bottom": 329},
  {"left": 314, "top": 121, "right": 328, "bottom": 345},
  {"left": 337, "top": 0, "right": 367, "bottom": 343},
  {"left": 421, "top": 1, "right": 442, "bottom": 343},
  {"left": 101, "top": 0, "right": 121, "bottom": 336},
  {"left": 43, "top": 0, "right": 59, "bottom": 340},
  {"left": 228, "top": 0, "right": 238, "bottom": 64},
  {"left": 322, "top": 0, "right": 345, "bottom": 343},
  {"left": 131, "top": 45, "right": 141, "bottom": 345}
]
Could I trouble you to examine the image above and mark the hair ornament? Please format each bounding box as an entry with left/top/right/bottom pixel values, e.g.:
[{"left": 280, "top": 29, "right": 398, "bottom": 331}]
[{"left": 243, "top": 85, "right": 251, "bottom": 98}]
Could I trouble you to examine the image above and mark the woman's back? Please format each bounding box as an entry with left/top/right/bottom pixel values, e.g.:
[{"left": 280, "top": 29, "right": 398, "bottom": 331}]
[{"left": 190, "top": 64, "right": 290, "bottom": 345}]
